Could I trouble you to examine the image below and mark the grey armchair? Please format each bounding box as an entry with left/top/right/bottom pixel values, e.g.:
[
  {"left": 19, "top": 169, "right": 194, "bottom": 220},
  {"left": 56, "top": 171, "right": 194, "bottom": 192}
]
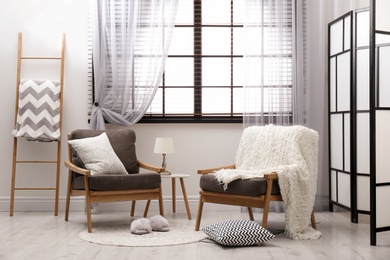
[
  {"left": 195, "top": 125, "right": 318, "bottom": 239},
  {"left": 64, "top": 128, "right": 164, "bottom": 233}
]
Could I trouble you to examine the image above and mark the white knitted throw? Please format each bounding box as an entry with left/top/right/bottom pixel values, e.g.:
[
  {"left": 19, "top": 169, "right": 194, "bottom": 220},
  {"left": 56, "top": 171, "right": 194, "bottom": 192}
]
[{"left": 214, "top": 125, "right": 322, "bottom": 240}]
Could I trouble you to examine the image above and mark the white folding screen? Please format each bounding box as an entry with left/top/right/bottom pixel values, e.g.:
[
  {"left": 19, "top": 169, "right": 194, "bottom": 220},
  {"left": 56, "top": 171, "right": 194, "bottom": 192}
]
[{"left": 329, "top": 1, "right": 390, "bottom": 245}]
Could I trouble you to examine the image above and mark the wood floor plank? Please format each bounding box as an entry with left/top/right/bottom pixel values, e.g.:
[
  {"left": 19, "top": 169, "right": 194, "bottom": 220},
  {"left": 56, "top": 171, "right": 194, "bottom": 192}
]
[{"left": 166, "top": 243, "right": 198, "bottom": 260}]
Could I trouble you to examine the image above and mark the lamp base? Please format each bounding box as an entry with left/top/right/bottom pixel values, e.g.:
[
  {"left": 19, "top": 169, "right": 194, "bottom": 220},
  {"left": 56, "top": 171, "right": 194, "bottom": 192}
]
[{"left": 160, "top": 154, "right": 171, "bottom": 175}]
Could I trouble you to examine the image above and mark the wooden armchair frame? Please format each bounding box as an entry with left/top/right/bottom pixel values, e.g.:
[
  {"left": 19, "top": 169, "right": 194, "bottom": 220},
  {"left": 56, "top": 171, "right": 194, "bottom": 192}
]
[
  {"left": 64, "top": 133, "right": 164, "bottom": 233},
  {"left": 195, "top": 164, "right": 316, "bottom": 231}
]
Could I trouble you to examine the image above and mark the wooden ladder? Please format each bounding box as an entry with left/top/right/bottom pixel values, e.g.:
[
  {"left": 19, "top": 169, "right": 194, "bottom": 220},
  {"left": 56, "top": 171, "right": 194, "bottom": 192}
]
[{"left": 10, "top": 32, "right": 66, "bottom": 216}]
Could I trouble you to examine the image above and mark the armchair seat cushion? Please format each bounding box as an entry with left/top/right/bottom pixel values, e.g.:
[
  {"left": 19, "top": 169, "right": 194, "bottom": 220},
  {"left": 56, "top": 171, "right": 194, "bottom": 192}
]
[
  {"left": 72, "top": 172, "right": 161, "bottom": 191},
  {"left": 200, "top": 174, "right": 281, "bottom": 196}
]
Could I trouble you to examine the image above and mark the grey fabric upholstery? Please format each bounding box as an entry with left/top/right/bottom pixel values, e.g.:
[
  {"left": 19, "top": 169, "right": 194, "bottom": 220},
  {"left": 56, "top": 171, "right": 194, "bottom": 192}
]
[
  {"left": 69, "top": 128, "right": 161, "bottom": 191},
  {"left": 72, "top": 173, "right": 161, "bottom": 191},
  {"left": 200, "top": 174, "right": 281, "bottom": 196}
]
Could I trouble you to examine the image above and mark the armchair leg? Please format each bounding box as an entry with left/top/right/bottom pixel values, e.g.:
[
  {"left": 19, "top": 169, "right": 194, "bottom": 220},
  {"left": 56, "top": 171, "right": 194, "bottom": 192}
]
[
  {"left": 261, "top": 177, "right": 273, "bottom": 228},
  {"left": 84, "top": 181, "right": 93, "bottom": 232},
  {"left": 143, "top": 200, "right": 151, "bottom": 217},
  {"left": 65, "top": 171, "right": 72, "bottom": 221},
  {"left": 311, "top": 210, "right": 317, "bottom": 229},
  {"left": 195, "top": 195, "right": 204, "bottom": 231},
  {"left": 86, "top": 198, "right": 92, "bottom": 233},
  {"left": 158, "top": 188, "right": 164, "bottom": 217},
  {"left": 261, "top": 205, "right": 270, "bottom": 228},
  {"left": 248, "top": 207, "right": 254, "bottom": 221},
  {"left": 131, "top": 201, "right": 136, "bottom": 217}
]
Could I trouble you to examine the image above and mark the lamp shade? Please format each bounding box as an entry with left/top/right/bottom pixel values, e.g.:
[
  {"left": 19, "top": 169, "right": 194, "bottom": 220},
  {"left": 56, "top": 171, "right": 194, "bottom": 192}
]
[{"left": 154, "top": 137, "right": 174, "bottom": 154}]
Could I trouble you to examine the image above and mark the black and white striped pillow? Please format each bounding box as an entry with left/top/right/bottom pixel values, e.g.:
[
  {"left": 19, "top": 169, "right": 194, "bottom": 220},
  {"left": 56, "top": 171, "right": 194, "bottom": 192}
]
[{"left": 202, "top": 219, "right": 275, "bottom": 246}]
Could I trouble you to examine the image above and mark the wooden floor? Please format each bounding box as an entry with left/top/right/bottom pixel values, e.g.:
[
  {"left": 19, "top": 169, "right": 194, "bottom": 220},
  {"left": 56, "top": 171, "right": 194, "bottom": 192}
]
[{"left": 1, "top": 209, "right": 390, "bottom": 260}]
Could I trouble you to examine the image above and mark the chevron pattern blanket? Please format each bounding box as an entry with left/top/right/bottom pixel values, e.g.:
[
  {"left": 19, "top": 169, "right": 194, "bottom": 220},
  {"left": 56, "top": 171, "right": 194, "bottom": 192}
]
[
  {"left": 214, "top": 125, "right": 322, "bottom": 240},
  {"left": 12, "top": 79, "right": 61, "bottom": 142}
]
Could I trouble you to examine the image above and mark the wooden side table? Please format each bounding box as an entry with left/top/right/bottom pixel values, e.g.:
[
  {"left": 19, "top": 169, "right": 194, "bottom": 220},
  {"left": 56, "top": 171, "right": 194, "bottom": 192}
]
[{"left": 161, "top": 173, "right": 192, "bottom": 220}]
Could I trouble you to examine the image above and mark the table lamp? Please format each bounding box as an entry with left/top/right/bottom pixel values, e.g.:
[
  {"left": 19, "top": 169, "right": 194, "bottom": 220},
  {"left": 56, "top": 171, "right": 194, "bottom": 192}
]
[{"left": 154, "top": 137, "right": 174, "bottom": 175}]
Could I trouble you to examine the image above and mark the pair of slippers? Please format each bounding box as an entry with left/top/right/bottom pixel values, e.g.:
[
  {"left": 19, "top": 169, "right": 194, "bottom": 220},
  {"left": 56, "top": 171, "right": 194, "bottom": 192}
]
[{"left": 130, "top": 215, "right": 170, "bottom": 235}]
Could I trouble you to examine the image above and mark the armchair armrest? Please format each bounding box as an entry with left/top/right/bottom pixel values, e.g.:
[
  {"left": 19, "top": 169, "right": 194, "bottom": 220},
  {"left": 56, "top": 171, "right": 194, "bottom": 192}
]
[
  {"left": 138, "top": 160, "right": 164, "bottom": 173},
  {"left": 64, "top": 160, "right": 90, "bottom": 176},
  {"left": 197, "top": 164, "right": 236, "bottom": 175},
  {"left": 197, "top": 166, "right": 278, "bottom": 180},
  {"left": 263, "top": 172, "right": 278, "bottom": 180}
]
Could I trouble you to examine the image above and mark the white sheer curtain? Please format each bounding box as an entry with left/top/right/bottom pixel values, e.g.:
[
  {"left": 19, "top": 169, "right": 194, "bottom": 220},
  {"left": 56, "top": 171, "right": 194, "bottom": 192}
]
[
  {"left": 90, "top": 0, "right": 178, "bottom": 130},
  {"left": 242, "top": 0, "right": 309, "bottom": 212},
  {"left": 243, "top": 0, "right": 308, "bottom": 128}
]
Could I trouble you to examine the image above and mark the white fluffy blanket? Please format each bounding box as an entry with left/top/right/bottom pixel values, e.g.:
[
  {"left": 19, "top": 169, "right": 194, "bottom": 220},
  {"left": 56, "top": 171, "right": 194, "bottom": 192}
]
[{"left": 214, "top": 125, "right": 321, "bottom": 240}]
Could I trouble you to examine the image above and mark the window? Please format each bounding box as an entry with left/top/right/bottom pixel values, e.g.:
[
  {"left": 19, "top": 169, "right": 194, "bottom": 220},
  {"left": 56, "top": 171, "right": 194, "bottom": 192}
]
[
  {"left": 140, "top": 0, "right": 293, "bottom": 123},
  {"left": 90, "top": 0, "right": 294, "bottom": 124}
]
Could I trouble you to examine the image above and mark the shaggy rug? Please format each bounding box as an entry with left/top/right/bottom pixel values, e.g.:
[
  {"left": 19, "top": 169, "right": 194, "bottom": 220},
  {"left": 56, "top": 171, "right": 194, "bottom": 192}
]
[{"left": 79, "top": 222, "right": 207, "bottom": 247}]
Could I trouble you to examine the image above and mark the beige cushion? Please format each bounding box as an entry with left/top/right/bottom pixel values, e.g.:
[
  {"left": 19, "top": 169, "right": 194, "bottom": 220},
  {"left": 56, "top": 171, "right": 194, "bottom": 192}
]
[
  {"left": 67, "top": 132, "right": 128, "bottom": 176},
  {"left": 70, "top": 129, "right": 139, "bottom": 174}
]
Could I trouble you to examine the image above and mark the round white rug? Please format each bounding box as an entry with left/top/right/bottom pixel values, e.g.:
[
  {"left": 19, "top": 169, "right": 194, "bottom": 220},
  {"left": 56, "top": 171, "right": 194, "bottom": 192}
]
[{"left": 79, "top": 222, "right": 208, "bottom": 247}]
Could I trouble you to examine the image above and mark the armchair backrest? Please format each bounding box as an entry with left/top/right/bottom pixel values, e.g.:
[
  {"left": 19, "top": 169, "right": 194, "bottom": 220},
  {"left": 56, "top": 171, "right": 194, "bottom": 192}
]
[{"left": 69, "top": 128, "right": 139, "bottom": 173}]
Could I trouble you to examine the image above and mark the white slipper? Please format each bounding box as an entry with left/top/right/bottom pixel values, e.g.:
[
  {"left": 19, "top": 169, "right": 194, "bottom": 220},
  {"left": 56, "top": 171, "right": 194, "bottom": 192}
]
[
  {"left": 130, "top": 218, "right": 152, "bottom": 235},
  {"left": 149, "top": 215, "right": 170, "bottom": 232}
]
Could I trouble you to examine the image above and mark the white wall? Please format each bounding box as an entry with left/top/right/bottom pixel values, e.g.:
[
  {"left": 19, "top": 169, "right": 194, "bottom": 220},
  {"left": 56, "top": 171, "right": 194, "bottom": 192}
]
[
  {"left": 0, "top": 0, "right": 369, "bottom": 213},
  {"left": 0, "top": 0, "right": 91, "bottom": 212}
]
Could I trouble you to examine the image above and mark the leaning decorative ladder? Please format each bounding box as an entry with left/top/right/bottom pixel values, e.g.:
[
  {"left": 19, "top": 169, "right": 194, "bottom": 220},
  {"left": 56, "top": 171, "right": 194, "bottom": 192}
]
[{"left": 10, "top": 32, "right": 65, "bottom": 216}]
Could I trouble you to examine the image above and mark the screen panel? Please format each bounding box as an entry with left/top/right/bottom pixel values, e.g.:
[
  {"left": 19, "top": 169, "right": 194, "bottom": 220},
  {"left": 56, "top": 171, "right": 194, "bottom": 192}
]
[
  {"left": 330, "top": 57, "right": 337, "bottom": 112},
  {"left": 338, "top": 172, "right": 351, "bottom": 207},
  {"left": 344, "top": 113, "right": 351, "bottom": 172},
  {"left": 376, "top": 111, "right": 390, "bottom": 183},
  {"left": 344, "top": 15, "right": 351, "bottom": 51},
  {"left": 376, "top": 186, "right": 390, "bottom": 227},
  {"left": 376, "top": 0, "right": 390, "bottom": 32},
  {"left": 331, "top": 114, "right": 343, "bottom": 170},
  {"left": 356, "top": 49, "right": 370, "bottom": 111},
  {"left": 331, "top": 170, "right": 338, "bottom": 202},
  {"left": 357, "top": 176, "right": 370, "bottom": 211},
  {"left": 376, "top": 33, "right": 390, "bottom": 45},
  {"left": 357, "top": 113, "right": 370, "bottom": 174},
  {"left": 378, "top": 46, "right": 390, "bottom": 108},
  {"left": 330, "top": 20, "right": 344, "bottom": 56},
  {"left": 337, "top": 52, "right": 351, "bottom": 112},
  {"left": 356, "top": 10, "right": 369, "bottom": 48}
]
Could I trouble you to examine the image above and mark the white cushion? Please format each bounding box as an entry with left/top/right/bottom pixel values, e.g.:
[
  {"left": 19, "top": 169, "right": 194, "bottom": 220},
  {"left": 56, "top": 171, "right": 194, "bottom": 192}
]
[
  {"left": 202, "top": 219, "right": 275, "bottom": 246},
  {"left": 67, "top": 132, "right": 128, "bottom": 176}
]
